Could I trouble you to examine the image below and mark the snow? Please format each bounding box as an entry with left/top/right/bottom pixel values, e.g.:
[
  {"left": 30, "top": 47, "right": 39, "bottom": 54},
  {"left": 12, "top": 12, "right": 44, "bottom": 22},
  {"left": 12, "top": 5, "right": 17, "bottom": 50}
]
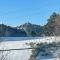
[{"left": 0, "top": 36, "right": 60, "bottom": 60}]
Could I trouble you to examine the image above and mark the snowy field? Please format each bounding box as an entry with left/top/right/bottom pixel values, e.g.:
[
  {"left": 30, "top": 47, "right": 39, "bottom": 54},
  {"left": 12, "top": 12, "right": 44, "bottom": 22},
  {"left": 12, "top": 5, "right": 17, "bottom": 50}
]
[{"left": 0, "top": 36, "right": 60, "bottom": 60}]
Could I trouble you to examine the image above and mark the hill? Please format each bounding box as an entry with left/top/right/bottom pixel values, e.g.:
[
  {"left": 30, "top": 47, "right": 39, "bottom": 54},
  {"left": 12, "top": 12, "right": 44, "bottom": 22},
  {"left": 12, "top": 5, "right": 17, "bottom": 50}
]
[
  {"left": 0, "top": 24, "right": 27, "bottom": 37},
  {"left": 17, "top": 23, "right": 43, "bottom": 37},
  {"left": 0, "top": 12, "right": 60, "bottom": 37}
]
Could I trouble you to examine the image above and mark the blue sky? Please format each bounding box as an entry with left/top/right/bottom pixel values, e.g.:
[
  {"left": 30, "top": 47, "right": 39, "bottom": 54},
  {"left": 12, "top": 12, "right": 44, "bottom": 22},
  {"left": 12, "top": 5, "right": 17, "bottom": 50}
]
[{"left": 0, "top": 0, "right": 60, "bottom": 27}]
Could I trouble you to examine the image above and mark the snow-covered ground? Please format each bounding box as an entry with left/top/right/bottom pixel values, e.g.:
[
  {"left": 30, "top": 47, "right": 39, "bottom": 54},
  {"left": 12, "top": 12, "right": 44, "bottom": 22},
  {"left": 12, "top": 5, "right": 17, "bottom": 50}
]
[{"left": 0, "top": 36, "right": 60, "bottom": 60}]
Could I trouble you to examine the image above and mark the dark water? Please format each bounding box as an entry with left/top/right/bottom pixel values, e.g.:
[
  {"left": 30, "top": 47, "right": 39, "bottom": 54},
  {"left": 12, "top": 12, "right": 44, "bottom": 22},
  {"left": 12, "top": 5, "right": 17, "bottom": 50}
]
[{"left": 0, "top": 37, "right": 44, "bottom": 41}]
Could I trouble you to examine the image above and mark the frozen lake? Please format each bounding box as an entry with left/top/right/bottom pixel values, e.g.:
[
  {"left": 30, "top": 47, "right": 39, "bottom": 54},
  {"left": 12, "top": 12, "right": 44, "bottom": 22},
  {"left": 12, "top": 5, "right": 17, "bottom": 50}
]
[{"left": 0, "top": 37, "right": 60, "bottom": 60}]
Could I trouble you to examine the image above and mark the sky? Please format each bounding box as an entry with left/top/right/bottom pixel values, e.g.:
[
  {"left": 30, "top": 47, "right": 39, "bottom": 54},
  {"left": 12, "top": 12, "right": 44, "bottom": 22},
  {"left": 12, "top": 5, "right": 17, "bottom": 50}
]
[{"left": 0, "top": 0, "right": 60, "bottom": 27}]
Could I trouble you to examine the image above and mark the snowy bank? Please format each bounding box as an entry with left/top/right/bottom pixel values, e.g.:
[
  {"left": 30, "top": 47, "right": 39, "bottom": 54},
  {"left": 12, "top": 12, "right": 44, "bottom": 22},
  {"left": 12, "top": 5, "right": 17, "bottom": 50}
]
[{"left": 0, "top": 36, "right": 60, "bottom": 60}]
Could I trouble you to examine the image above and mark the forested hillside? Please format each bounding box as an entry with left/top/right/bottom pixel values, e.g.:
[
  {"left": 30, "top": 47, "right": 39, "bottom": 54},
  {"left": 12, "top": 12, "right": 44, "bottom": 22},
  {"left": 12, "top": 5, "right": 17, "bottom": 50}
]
[
  {"left": 0, "top": 24, "right": 27, "bottom": 37},
  {"left": 0, "top": 12, "right": 60, "bottom": 37}
]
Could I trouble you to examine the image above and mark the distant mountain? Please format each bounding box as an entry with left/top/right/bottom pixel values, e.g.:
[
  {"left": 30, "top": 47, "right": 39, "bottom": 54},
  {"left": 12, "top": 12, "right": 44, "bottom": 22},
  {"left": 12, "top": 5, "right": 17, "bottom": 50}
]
[{"left": 16, "top": 22, "right": 44, "bottom": 37}]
